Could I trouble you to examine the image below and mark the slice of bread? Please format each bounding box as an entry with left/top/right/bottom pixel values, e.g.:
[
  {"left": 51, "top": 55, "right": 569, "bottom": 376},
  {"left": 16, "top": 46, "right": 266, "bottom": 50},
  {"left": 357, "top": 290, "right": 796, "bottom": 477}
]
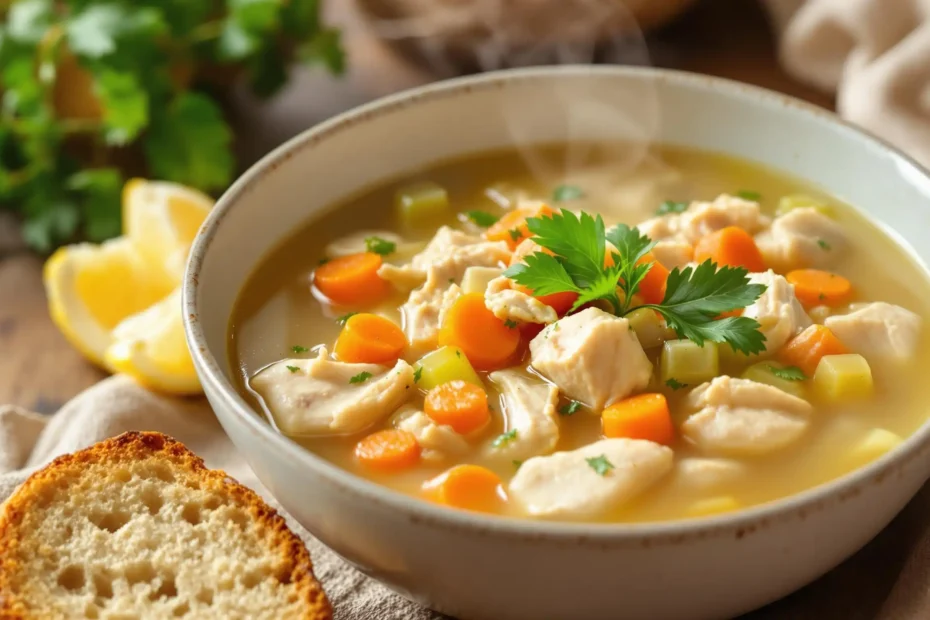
[{"left": 0, "top": 431, "right": 331, "bottom": 620}]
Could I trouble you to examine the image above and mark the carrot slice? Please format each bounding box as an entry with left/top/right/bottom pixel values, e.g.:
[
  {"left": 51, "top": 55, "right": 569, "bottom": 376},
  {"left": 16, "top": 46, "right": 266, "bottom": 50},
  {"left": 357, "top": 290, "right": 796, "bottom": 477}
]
[
  {"left": 694, "top": 226, "right": 766, "bottom": 272},
  {"left": 513, "top": 283, "right": 578, "bottom": 317},
  {"left": 636, "top": 252, "right": 669, "bottom": 305},
  {"left": 355, "top": 429, "right": 421, "bottom": 472},
  {"left": 786, "top": 269, "right": 853, "bottom": 307},
  {"left": 423, "top": 464, "right": 504, "bottom": 513},
  {"left": 487, "top": 203, "right": 554, "bottom": 250},
  {"left": 334, "top": 313, "right": 406, "bottom": 364},
  {"left": 424, "top": 380, "right": 491, "bottom": 435},
  {"left": 779, "top": 324, "right": 849, "bottom": 376},
  {"left": 716, "top": 308, "right": 744, "bottom": 319},
  {"left": 314, "top": 252, "right": 388, "bottom": 305},
  {"left": 438, "top": 293, "right": 520, "bottom": 370},
  {"left": 602, "top": 393, "right": 674, "bottom": 445}
]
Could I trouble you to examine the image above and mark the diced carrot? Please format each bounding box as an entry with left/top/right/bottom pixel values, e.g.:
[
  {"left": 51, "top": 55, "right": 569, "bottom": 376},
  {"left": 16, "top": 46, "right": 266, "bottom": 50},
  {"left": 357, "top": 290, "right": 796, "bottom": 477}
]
[
  {"left": 355, "top": 429, "right": 421, "bottom": 472},
  {"left": 314, "top": 252, "right": 388, "bottom": 305},
  {"left": 694, "top": 226, "right": 767, "bottom": 272},
  {"left": 334, "top": 313, "right": 406, "bottom": 364},
  {"left": 519, "top": 321, "right": 546, "bottom": 342},
  {"left": 779, "top": 324, "right": 849, "bottom": 376},
  {"left": 424, "top": 380, "right": 491, "bottom": 435},
  {"left": 509, "top": 238, "right": 554, "bottom": 266},
  {"left": 513, "top": 283, "right": 578, "bottom": 316},
  {"left": 487, "top": 203, "right": 554, "bottom": 250},
  {"left": 438, "top": 293, "right": 520, "bottom": 370},
  {"left": 602, "top": 393, "right": 674, "bottom": 445},
  {"left": 786, "top": 269, "right": 853, "bottom": 307},
  {"left": 636, "top": 253, "right": 669, "bottom": 305},
  {"left": 716, "top": 308, "right": 744, "bottom": 320},
  {"left": 423, "top": 464, "right": 504, "bottom": 513}
]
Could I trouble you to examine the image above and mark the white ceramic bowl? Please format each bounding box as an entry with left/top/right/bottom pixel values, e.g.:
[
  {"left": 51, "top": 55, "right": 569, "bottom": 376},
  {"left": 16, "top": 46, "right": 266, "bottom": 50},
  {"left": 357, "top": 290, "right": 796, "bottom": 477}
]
[{"left": 184, "top": 66, "right": 930, "bottom": 620}]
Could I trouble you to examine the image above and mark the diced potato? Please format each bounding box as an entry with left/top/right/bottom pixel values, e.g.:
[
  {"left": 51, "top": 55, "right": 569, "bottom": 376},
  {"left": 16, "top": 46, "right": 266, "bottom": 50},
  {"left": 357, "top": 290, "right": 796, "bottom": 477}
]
[
  {"left": 776, "top": 194, "right": 834, "bottom": 217},
  {"left": 848, "top": 428, "right": 903, "bottom": 466},
  {"left": 660, "top": 339, "right": 719, "bottom": 385},
  {"left": 627, "top": 308, "right": 675, "bottom": 349},
  {"left": 686, "top": 496, "right": 741, "bottom": 517},
  {"left": 812, "top": 354, "right": 873, "bottom": 402},
  {"left": 414, "top": 346, "right": 482, "bottom": 391},
  {"left": 395, "top": 181, "right": 449, "bottom": 225},
  {"left": 741, "top": 362, "right": 806, "bottom": 399},
  {"left": 717, "top": 343, "right": 755, "bottom": 370},
  {"left": 461, "top": 266, "right": 504, "bottom": 295}
]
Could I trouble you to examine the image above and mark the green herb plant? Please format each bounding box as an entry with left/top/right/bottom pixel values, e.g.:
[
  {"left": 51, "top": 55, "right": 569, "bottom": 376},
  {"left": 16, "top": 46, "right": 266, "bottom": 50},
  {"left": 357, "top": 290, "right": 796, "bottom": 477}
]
[{"left": 0, "top": 0, "right": 343, "bottom": 251}]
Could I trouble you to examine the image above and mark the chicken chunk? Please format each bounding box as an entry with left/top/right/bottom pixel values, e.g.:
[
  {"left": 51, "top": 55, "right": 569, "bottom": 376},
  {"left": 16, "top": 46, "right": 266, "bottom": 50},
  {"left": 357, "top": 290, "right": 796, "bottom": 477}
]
[
  {"left": 401, "top": 276, "right": 462, "bottom": 348},
  {"left": 377, "top": 226, "right": 511, "bottom": 291},
  {"left": 755, "top": 207, "right": 846, "bottom": 272},
  {"left": 825, "top": 302, "right": 922, "bottom": 365},
  {"left": 483, "top": 370, "right": 560, "bottom": 462},
  {"left": 251, "top": 347, "right": 414, "bottom": 436},
  {"left": 681, "top": 376, "right": 813, "bottom": 456},
  {"left": 742, "top": 270, "right": 812, "bottom": 354},
  {"left": 484, "top": 276, "right": 558, "bottom": 325},
  {"left": 529, "top": 308, "right": 652, "bottom": 410},
  {"left": 638, "top": 194, "right": 771, "bottom": 245},
  {"left": 673, "top": 458, "right": 747, "bottom": 492},
  {"left": 651, "top": 239, "right": 694, "bottom": 269},
  {"left": 508, "top": 439, "right": 674, "bottom": 520},
  {"left": 392, "top": 407, "right": 469, "bottom": 463}
]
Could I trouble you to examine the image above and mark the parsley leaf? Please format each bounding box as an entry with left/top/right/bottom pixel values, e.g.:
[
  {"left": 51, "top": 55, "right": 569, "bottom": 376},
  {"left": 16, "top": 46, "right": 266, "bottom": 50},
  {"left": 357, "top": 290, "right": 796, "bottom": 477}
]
[
  {"left": 94, "top": 70, "right": 148, "bottom": 146},
  {"left": 657, "top": 200, "right": 687, "bottom": 215},
  {"left": 286, "top": 365, "right": 300, "bottom": 373},
  {"left": 769, "top": 365, "right": 807, "bottom": 381},
  {"left": 365, "top": 236, "right": 396, "bottom": 256},
  {"left": 508, "top": 228, "right": 521, "bottom": 242},
  {"left": 505, "top": 252, "right": 580, "bottom": 299},
  {"left": 512, "top": 460, "right": 523, "bottom": 469},
  {"left": 559, "top": 401, "right": 582, "bottom": 416},
  {"left": 665, "top": 378, "right": 687, "bottom": 390},
  {"left": 818, "top": 239, "right": 831, "bottom": 251},
  {"left": 736, "top": 190, "right": 762, "bottom": 201},
  {"left": 349, "top": 371, "right": 373, "bottom": 384},
  {"left": 336, "top": 312, "right": 357, "bottom": 325},
  {"left": 528, "top": 210, "right": 606, "bottom": 284},
  {"left": 606, "top": 223, "right": 656, "bottom": 312},
  {"left": 291, "top": 345, "right": 309, "bottom": 353},
  {"left": 464, "top": 210, "right": 499, "bottom": 227},
  {"left": 552, "top": 184, "right": 584, "bottom": 202},
  {"left": 586, "top": 455, "right": 614, "bottom": 476},
  {"left": 413, "top": 366, "right": 423, "bottom": 383},
  {"left": 492, "top": 429, "right": 518, "bottom": 448},
  {"left": 504, "top": 319, "right": 518, "bottom": 329}
]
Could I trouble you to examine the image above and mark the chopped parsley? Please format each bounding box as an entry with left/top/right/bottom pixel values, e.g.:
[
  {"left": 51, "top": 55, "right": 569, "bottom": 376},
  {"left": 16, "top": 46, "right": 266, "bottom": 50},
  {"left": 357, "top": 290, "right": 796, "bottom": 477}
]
[
  {"left": 559, "top": 400, "right": 582, "bottom": 416},
  {"left": 665, "top": 378, "right": 687, "bottom": 390},
  {"left": 502, "top": 210, "right": 768, "bottom": 354},
  {"left": 512, "top": 460, "right": 523, "bottom": 469},
  {"left": 455, "top": 350, "right": 462, "bottom": 358},
  {"left": 508, "top": 228, "right": 522, "bottom": 242},
  {"left": 736, "top": 190, "right": 762, "bottom": 201},
  {"left": 657, "top": 200, "right": 688, "bottom": 215},
  {"left": 585, "top": 455, "right": 615, "bottom": 476},
  {"left": 465, "top": 210, "right": 500, "bottom": 227},
  {"left": 365, "top": 236, "right": 396, "bottom": 256},
  {"left": 318, "top": 257, "right": 330, "bottom": 265},
  {"left": 448, "top": 278, "right": 455, "bottom": 284},
  {"left": 291, "top": 345, "right": 309, "bottom": 354},
  {"left": 552, "top": 184, "right": 585, "bottom": 202},
  {"left": 768, "top": 365, "right": 807, "bottom": 381},
  {"left": 504, "top": 319, "right": 518, "bottom": 329},
  {"left": 413, "top": 366, "right": 423, "bottom": 383},
  {"left": 349, "top": 371, "right": 373, "bottom": 384},
  {"left": 286, "top": 365, "right": 300, "bottom": 373},
  {"left": 817, "top": 239, "right": 831, "bottom": 251},
  {"left": 492, "top": 429, "right": 518, "bottom": 448},
  {"left": 336, "top": 312, "right": 358, "bottom": 325},
  {"left": 819, "top": 293, "right": 826, "bottom": 301}
]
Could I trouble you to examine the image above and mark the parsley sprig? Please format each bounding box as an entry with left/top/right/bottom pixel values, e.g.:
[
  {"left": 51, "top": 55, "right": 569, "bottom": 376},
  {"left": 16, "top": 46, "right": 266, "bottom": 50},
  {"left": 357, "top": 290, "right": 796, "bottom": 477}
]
[{"left": 503, "top": 209, "right": 768, "bottom": 354}]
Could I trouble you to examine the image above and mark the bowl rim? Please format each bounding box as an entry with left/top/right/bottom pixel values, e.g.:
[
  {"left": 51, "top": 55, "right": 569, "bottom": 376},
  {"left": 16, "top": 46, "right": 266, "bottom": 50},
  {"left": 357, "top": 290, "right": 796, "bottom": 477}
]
[{"left": 184, "top": 64, "right": 930, "bottom": 541}]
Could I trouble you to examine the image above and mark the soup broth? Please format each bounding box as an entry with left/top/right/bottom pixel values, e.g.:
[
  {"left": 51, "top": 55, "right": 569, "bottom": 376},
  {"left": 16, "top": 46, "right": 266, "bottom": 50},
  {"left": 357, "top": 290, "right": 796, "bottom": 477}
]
[{"left": 230, "top": 144, "right": 930, "bottom": 523}]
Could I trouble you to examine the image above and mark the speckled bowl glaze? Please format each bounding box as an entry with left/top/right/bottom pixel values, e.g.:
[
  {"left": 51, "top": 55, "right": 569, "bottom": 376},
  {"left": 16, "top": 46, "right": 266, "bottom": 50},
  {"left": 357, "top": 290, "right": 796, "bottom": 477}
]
[{"left": 184, "top": 66, "right": 930, "bottom": 620}]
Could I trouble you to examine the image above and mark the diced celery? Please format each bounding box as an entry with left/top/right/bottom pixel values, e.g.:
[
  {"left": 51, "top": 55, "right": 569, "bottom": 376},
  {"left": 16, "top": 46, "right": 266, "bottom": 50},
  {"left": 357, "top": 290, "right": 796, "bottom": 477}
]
[
  {"left": 741, "top": 362, "right": 807, "bottom": 399},
  {"left": 812, "top": 354, "right": 873, "bottom": 402},
  {"left": 461, "top": 266, "right": 503, "bottom": 295},
  {"left": 776, "top": 194, "right": 834, "bottom": 217},
  {"left": 686, "top": 496, "right": 741, "bottom": 518},
  {"left": 414, "top": 346, "right": 482, "bottom": 391},
  {"left": 660, "top": 339, "right": 719, "bottom": 385},
  {"left": 848, "top": 428, "right": 903, "bottom": 466},
  {"left": 626, "top": 308, "right": 675, "bottom": 349},
  {"left": 395, "top": 181, "right": 449, "bottom": 225}
]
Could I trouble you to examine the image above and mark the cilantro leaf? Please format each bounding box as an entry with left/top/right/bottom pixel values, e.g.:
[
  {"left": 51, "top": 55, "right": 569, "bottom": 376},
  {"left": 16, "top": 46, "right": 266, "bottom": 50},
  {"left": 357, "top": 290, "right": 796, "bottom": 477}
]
[
  {"left": 559, "top": 401, "right": 582, "bottom": 416},
  {"left": 657, "top": 200, "right": 687, "bottom": 215},
  {"left": 464, "top": 210, "right": 499, "bottom": 227},
  {"left": 349, "top": 371, "right": 373, "bottom": 384},
  {"left": 365, "top": 236, "right": 396, "bottom": 256},
  {"left": 769, "top": 365, "right": 806, "bottom": 381},
  {"left": 526, "top": 210, "right": 605, "bottom": 285},
  {"left": 94, "top": 70, "right": 148, "bottom": 145},
  {"left": 665, "top": 378, "right": 687, "bottom": 390},
  {"left": 336, "top": 312, "right": 357, "bottom": 325},
  {"left": 586, "top": 455, "right": 614, "bottom": 476},
  {"left": 552, "top": 184, "right": 584, "bottom": 202},
  {"left": 736, "top": 190, "right": 762, "bottom": 201},
  {"left": 492, "top": 429, "right": 518, "bottom": 448}
]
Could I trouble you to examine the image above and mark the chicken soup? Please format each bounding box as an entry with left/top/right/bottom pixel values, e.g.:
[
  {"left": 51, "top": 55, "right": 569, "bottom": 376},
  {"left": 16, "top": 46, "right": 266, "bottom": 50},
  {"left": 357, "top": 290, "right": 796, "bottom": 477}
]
[{"left": 230, "top": 144, "right": 930, "bottom": 523}]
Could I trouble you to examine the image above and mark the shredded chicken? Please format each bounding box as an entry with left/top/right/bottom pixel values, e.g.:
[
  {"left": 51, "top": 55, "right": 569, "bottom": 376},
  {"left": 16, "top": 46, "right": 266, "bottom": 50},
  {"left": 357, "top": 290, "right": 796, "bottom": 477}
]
[
  {"left": 651, "top": 238, "right": 694, "bottom": 269},
  {"left": 484, "top": 276, "right": 557, "bottom": 325},
  {"left": 392, "top": 407, "right": 469, "bottom": 463},
  {"left": 638, "top": 194, "right": 771, "bottom": 245},
  {"left": 825, "top": 302, "right": 922, "bottom": 365},
  {"left": 483, "top": 370, "right": 560, "bottom": 462},
  {"left": 401, "top": 276, "right": 462, "bottom": 348},
  {"left": 755, "top": 207, "right": 846, "bottom": 272},
  {"left": 742, "top": 270, "right": 812, "bottom": 354}
]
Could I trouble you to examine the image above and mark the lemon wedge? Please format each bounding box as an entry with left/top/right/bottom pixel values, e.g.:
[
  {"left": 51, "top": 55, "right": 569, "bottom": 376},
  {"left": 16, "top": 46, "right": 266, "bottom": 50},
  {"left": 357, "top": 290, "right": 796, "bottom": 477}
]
[{"left": 122, "top": 178, "right": 213, "bottom": 285}]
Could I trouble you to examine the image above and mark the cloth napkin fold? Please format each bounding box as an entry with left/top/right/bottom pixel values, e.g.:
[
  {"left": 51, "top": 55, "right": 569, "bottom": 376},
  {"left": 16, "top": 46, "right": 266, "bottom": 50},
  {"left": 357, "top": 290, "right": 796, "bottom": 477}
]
[{"left": 4, "top": 376, "right": 930, "bottom": 619}]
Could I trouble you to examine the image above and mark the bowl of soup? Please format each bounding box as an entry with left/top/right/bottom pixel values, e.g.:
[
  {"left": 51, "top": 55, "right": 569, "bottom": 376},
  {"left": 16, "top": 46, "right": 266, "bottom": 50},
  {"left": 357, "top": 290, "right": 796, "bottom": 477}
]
[{"left": 184, "top": 66, "right": 930, "bottom": 620}]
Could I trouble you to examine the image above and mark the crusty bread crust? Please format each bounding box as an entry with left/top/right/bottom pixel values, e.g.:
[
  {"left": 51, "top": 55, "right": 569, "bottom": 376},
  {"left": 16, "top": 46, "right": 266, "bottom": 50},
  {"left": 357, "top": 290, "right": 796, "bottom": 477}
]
[{"left": 0, "top": 431, "right": 332, "bottom": 620}]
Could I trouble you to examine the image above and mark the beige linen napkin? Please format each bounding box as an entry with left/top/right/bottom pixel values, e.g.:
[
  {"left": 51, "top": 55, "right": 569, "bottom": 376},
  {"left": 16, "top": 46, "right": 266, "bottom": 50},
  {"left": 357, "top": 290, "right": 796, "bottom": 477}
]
[
  {"left": 4, "top": 376, "right": 930, "bottom": 618},
  {"left": 764, "top": 0, "right": 930, "bottom": 169}
]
